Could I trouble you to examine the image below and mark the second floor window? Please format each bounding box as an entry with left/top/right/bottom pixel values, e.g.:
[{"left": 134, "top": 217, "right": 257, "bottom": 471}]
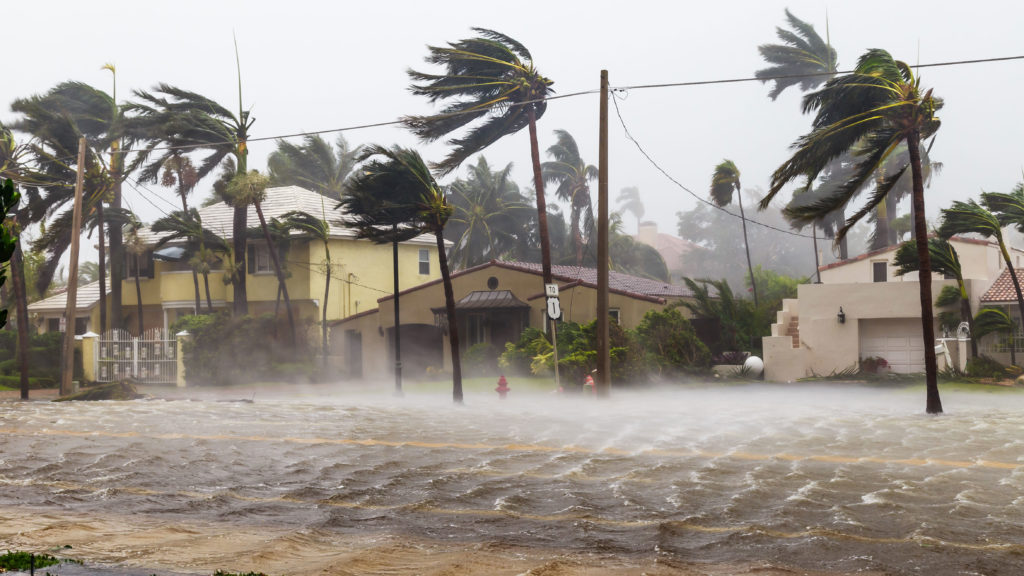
[
  {"left": 872, "top": 261, "right": 888, "bottom": 283},
  {"left": 419, "top": 249, "right": 430, "bottom": 275},
  {"left": 247, "top": 244, "right": 277, "bottom": 274},
  {"left": 125, "top": 251, "right": 155, "bottom": 279}
]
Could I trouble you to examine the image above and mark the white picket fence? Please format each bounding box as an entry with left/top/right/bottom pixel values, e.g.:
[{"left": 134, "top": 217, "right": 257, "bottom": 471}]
[{"left": 96, "top": 328, "right": 177, "bottom": 384}]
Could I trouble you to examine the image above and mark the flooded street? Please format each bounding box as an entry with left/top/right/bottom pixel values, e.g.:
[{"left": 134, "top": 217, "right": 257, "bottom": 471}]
[{"left": 1, "top": 383, "right": 1022, "bottom": 575}]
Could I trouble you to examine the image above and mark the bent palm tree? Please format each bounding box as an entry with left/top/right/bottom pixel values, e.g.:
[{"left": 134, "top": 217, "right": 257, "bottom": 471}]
[
  {"left": 893, "top": 237, "right": 976, "bottom": 358},
  {"left": 281, "top": 209, "right": 334, "bottom": 368},
  {"left": 541, "top": 129, "right": 598, "bottom": 266},
  {"left": 404, "top": 28, "right": 556, "bottom": 286},
  {"left": 762, "top": 49, "right": 944, "bottom": 414},
  {"left": 616, "top": 186, "right": 645, "bottom": 233},
  {"left": 974, "top": 308, "right": 1017, "bottom": 366},
  {"left": 756, "top": 9, "right": 838, "bottom": 100},
  {"left": 710, "top": 160, "right": 758, "bottom": 306},
  {"left": 150, "top": 208, "right": 223, "bottom": 312},
  {"left": 268, "top": 134, "right": 361, "bottom": 199},
  {"left": 343, "top": 145, "right": 463, "bottom": 404}
]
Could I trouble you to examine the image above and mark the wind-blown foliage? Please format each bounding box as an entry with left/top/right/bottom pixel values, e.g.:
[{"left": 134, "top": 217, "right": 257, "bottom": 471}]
[
  {"left": 281, "top": 209, "right": 334, "bottom": 367},
  {"left": 541, "top": 129, "right": 597, "bottom": 266},
  {"left": 973, "top": 307, "right": 1016, "bottom": 366},
  {"left": 616, "top": 186, "right": 645, "bottom": 232},
  {"left": 268, "top": 134, "right": 361, "bottom": 199},
  {"left": 710, "top": 159, "right": 758, "bottom": 306},
  {"left": 763, "top": 48, "right": 944, "bottom": 414},
  {"left": 756, "top": 9, "right": 838, "bottom": 100}
]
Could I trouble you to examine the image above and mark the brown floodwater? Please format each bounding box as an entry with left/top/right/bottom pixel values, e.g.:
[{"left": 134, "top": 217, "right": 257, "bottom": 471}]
[{"left": 0, "top": 383, "right": 1022, "bottom": 575}]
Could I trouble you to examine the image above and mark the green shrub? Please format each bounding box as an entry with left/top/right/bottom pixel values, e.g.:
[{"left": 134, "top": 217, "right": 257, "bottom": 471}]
[
  {"left": 965, "top": 355, "right": 1012, "bottom": 379},
  {"left": 0, "top": 551, "right": 62, "bottom": 571},
  {"left": 498, "top": 327, "right": 550, "bottom": 376},
  {"left": 463, "top": 342, "right": 499, "bottom": 377},
  {"left": 634, "top": 308, "right": 711, "bottom": 378}
]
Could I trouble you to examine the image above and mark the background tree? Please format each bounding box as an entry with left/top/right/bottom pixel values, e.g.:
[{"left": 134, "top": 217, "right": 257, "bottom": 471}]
[
  {"left": 762, "top": 49, "right": 944, "bottom": 414},
  {"left": 268, "top": 134, "right": 361, "bottom": 198},
  {"left": 404, "top": 28, "right": 556, "bottom": 287},
  {"left": 343, "top": 145, "right": 463, "bottom": 404},
  {"left": 616, "top": 186, "right": 645, "bottom": 233},
  {"left": 541, "top": 129, "right": 597, "bottom": 266},
  {"left": 128, "top": 83, "right": 254, "bottom": 315},
  {"left": 445, "top": 156, "right": 532, "bottom": 269},
  {"left": 893, "top": 237, "right": 976, "bottom": 358},
  {"left": 710, "top": 159, "right": 758, "bottom": 306}
]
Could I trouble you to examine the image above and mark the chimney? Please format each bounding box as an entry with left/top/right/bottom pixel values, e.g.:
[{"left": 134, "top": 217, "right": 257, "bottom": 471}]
[{"left": 637, "top": 221, "right": 658, "bottom": 246}]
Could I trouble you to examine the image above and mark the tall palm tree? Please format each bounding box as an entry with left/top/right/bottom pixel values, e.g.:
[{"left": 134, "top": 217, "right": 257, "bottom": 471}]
[
  {"left": 616, "top": 186, "right": 645, "bottom": 233},
  {"left": 227, "top": 171, "right": 295, "bottom": 344},
  {"left": 710, "top": 159, "right": 758, "bottom": 306},
  {"left": 937, "top": 198, "right": 1024, "bottom": 347},
  {"left": 268, "top": 134, "right": 361, "bottom": 199},
  {"left": 281, "top": 208, "right": 334, "bottom": 367},
  {"left": 343, "top": 145, "right": 463, "bottom": 404},
  {"left": 756, "top": 9, "right": 838, "bottom": 101},
  {"left": 446, "top": 156, "right": 532, "bottom": 269},
  {"left": 762, "top": 49, "right": 944, "bottom": 414},
  {"left": 404, "top": 28, "right": 556, "bottom": 286},
  {"left": 541, "top": 129, "right": 597, "bottom": 266},
  {"left": 893, "top": 237, "right": 977, "bottom": 358},
  {"left": 160, "top": 154, "right": 202, "bottom": 311},
  {"left": 124, "top": 215, "right": 147, "bottom": 336},
  {"left": 127, "top": 83, "right": 254, "bottom": 315}
]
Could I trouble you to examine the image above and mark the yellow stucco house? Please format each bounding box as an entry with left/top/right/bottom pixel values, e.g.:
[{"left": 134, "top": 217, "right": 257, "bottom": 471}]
[
  {"left": 331, "top": 260, "right": 701, "bottom": 380},
  {"left": 763, "top": 235, "right": 1024, "bottom": 381},
  {"left": 29, "top": 185, "right": 443, "bottom": 339}
]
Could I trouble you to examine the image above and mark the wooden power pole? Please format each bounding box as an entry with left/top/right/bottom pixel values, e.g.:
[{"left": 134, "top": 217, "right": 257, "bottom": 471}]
[
  {"left": 596, "top": 70, "right": 611, "bottom": 397},
  {"left": 60, "top": 137, "right": 86, "bottom": 396}
]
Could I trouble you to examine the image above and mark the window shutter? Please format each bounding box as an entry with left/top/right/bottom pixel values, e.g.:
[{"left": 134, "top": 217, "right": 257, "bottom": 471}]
[{"left": 247, "top": 245, "right": 256, "bottom": 274}]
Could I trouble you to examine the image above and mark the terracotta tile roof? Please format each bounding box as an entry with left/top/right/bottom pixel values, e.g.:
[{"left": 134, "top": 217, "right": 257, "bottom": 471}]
[{"left": 981, "top": 268, "right": 1024, "bottom": 303}]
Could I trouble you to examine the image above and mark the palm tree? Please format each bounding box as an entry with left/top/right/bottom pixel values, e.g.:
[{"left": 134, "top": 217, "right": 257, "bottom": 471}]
[
  {"left": 937, "top": 198, "right": 1024, "bottom": 349},
  {"left": 616, "top": 186, "right": 645, "bottom": 233},
  {"left": 678, "top": 277, "right": 744, "bottom": 354},
  {"left": 150, "top": 208, "right": 223, "bottom": 312},
  {"left": 343, "top": 145, "right": 463, "bottom": 404},
  {"left": 973, "top": 308, "right": 1016, "bottom": 366},
  {"left": 541, "top": 130, "right": 598, "bottom": 266},
  {"left": 10, "top": 80, "right": 132, "bottom": 329},
  {"left": 608, "top": 213, "right": 669, "bottom": 281},
  {"left": 893, "top": 237, "right": 977, "bottom": 358},
  {"left": 404, "top": 28, "right": 556, "bottom": 286},
  {"left": 227, "top": 171, "right": 295, "bottom": 344},
  {"left": 159, "top": 154, "right": 202, "bottom": 311},
  {"left": 710, "top": 159, "right": 758, "bottom": 306},
  {"left": 124, "top": 215, "right": 147, "bottom": 336},
  {"left": 268, "top": 134, "right": 361, "bottom": 199},
  {"left": 756, "top": 9, "right": 838, "bottom": 100},
  {"left": 127, "top": 83, "right": 254, "bottom": 315},
  {"left": 445, "top": 156, "right": 532, "bottom": 269},
  {"left": 762, "top": 49, "right": 944, "bottom": 414},
  {"left": 281, "top": 208, "right": 334, "bottom": 367}
]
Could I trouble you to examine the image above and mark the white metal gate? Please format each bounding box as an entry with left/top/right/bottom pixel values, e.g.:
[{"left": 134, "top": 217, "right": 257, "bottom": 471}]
[{"left": 96, "top": 328, "right": 177, "bottom": 384}]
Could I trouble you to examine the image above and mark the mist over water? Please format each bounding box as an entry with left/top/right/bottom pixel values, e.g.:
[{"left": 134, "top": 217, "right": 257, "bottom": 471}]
[{"left": 2, "top": 383, "right": 1023, "bottom": 575}]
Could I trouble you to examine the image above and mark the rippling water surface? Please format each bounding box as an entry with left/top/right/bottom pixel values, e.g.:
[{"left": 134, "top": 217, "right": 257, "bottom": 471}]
[{"left": 2, "top": 383, "right": 1023, "bottom": 575}]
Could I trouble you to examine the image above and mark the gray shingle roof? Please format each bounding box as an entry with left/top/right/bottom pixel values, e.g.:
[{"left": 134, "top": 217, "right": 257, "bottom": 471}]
[{"left": 28, "top": 281, "right": 103, "bottom": 313}]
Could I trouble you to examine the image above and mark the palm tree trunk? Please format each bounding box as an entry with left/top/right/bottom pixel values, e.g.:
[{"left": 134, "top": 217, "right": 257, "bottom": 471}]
[
  {"left": 907, "top": 131, "right": 942, "bottom": 414},
  {"left": 232, "top": 204, "right": 248, "bottom": 316},
  {"left": 11, "top": 241, "right": 30, "bottom": 399},
  {"left": 527, "top": 107, "right": 553, "bottom": 286},
  {"left": 812, "top": 223, "right": 821, "bottom": 283},
  {"left": 886, "top": 191, "right": 898, "bottom": 245},
  {"left": 134, "top": 254, "right": 143, "bottom": 337},
  {"left": 110, "top": 159, "right": 124, "bottom": 330},
  {"left": 436, "top": 231, "right": 462, "bottom": 404},
  {"left": 736, "top": 194, "right": 758, "bottom": 307},
  {"left": 997, "top": 243, "right": 1024, "bottom": 366},
  {"left": 322, "top": 247, "right": 331, "bottom": 370},
  {"left": 203, "top": 272, "right": 213, "bottom": 312},
  {"left": 191, "top": 270, "right": 201, "bottom": 315},
  {"left": 97, "top": 203, "right": 107, "bottom": 334},
  {"left": 254, "top": 201, "right": 295, "bottom": 346},
  {"left": 392, "top": 236, "right": 402, "bottom": 395},
  {"left": 572, "top": 208, "right": 583, "bottom": 266}
]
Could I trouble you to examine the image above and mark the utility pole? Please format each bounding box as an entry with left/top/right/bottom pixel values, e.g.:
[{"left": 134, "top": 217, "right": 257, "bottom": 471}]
[
  {"left": 392, "top": 232, "right": 402, "bottom": 396},
  {"left": 596, "top": 70, "right": 611, "bottom": 398},
  {"left": 61, "top": 137, "right": 86, "bottom": 396}
]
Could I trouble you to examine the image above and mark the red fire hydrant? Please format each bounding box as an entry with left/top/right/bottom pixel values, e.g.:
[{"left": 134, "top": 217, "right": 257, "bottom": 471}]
[{"left": 495, "top": 375, "right": 510, "bottom": 399}]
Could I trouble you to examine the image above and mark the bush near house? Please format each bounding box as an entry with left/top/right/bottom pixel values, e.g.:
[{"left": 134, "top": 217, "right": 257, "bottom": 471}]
[
  {"left": 0, "top": 330, "right": 74, "bottom": 388},
  {"left": 172, "top": 312, "right": 315, "bottom": 386},
  {"left": 498, "top": 309, "right": 710, "bottom": 386}
]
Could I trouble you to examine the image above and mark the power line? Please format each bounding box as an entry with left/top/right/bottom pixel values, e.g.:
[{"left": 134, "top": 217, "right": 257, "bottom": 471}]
[{"left": 610, "top": 90, "right": 815, "bottom": 240}]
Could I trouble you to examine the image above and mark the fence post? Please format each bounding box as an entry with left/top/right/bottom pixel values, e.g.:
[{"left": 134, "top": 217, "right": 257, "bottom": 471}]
[
  {"left": 79, "top": 332, "right": 99, "bottom": 384},
  {"left": 175, "top": 331, "right": 189, "bottom": 388}
]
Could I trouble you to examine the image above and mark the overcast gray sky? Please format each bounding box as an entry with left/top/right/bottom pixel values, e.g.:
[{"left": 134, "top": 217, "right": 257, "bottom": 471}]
[{"left": 5, "top": 0, "right": 1023, "bottom": 261}]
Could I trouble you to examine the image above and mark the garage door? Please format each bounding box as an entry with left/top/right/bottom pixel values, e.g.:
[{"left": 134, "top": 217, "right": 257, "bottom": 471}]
[{"left": 859, "top": 319, "right": 928, "bottom": 374}]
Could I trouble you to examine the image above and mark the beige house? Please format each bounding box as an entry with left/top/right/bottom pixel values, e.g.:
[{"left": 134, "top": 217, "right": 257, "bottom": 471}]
[
  {"left": 331, "top": 260, "right": 700, "bottom": 380},
  {"left": 764, "top": 236, "right": 1024, "bottom": 381}
]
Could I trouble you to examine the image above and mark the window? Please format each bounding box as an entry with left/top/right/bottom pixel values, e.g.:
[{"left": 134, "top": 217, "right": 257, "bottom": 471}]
[
  {"left": 609, "top": 309, "right": 621, "bottom": 324},
  {"left": 247, "top": 244, "right": 275, "bottom": 274},
  {"left": 125, "top": 251, "right": 154, "bottom": 279},
  {"left": 872, "top": 261, "right": 888, "bottom": 283},
  {"left": 419, "top": 249, "right": 430, "bottom": 275},
  {"left": 466, "top": 313, "right": 486, "bottom": 347}
]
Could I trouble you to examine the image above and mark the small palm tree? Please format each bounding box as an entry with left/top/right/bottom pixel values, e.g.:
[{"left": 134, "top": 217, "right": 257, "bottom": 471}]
[
  {"left": 150, "top": 208, "right": 223, "bottom": 312},
  {"left": 616, "top": 186, "right": 645, "bottom": 233},
  {"left": 893, "top": 237, "right": 976, "bottom": 358},
  {"left": 343, "top": 145, "right": 463, "bottom": 404},
  {"left": 762, "top": 49, "right": 944, "bottom": 414},
  {"left": 124, "top": 215, "right": 147, "bottom": 336},
  {"left": 541, "top": 129, "right": 598, "bottom": 266},
  {"left": 268, "top": 134, "right": 361, "bottom": 199},
  {"left": 404, "top": 28, "right": 556, "bottom": 286},
  {"left": 937, "top": 199, "right": 1024, "bottom": 343},
  {"left": 226, "top": 170, "right": 295, "bottom": 345},
  {"left": 281, "top": 208, "right": 334, "bottom": 368},
  {"left": 973, "top": 308, "right": 1016, "bottom": 366},
  {"left": 710, "top": 159, "right": 758, "bottom": 306}
]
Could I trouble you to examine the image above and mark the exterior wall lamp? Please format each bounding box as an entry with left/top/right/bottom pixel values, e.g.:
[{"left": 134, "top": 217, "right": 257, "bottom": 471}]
[{"left": 837, "top": 307, "right": 846, "bottom": 324}]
